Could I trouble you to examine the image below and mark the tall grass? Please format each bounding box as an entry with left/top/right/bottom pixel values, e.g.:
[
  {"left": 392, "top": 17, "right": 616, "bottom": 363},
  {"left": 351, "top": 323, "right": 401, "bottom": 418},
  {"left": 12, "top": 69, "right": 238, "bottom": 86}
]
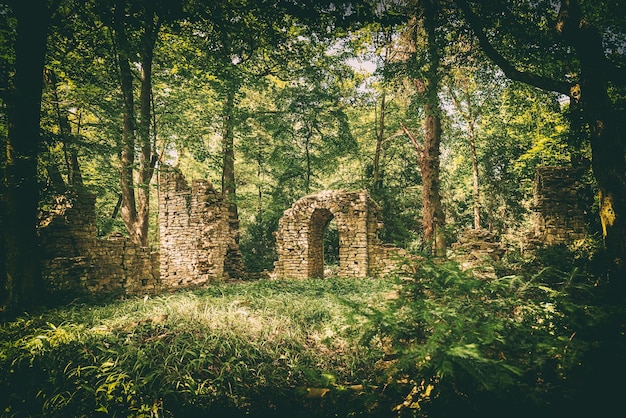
[{"left": 0, "top": 277, "right": 394, "bottom": 417}]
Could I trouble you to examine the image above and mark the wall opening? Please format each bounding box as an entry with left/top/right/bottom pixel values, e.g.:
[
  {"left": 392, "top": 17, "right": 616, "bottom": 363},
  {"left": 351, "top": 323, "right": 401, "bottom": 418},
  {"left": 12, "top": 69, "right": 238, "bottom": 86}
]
[
  {"left": 308, "top": 207, "right": 334, "bottom": 278},
  {"left": 324, "top": 217, "right": 339, "bottom": 276}
]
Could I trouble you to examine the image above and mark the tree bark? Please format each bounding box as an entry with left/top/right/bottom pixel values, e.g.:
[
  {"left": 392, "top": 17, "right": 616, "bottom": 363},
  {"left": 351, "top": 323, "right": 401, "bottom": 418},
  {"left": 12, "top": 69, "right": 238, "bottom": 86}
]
[
  {"left": 45, "top": 68, "right": 82, "bottom": 188},
  {"left": 448, "top": 83, "right": 481, "bottom": 229},
  {"left": 373, "top": 92, "right": 386, "bottom": 194},
  {"left": 420, "top": 0, "right": 446, "bottom": 257},
  {"left": 2, "top": 1, "right": 50, "bottom": 314},
  {"left": 112, "top": 1, "right": 159, "bottom": 248},
  {"left": 468, "top": 118, "right": 480, "bottom": 230},
  {"left": 111, "top": 3, "right": 140, "bottom": 245},
  {"left": 557, "top": 0, "right": 626, "bottom": 289},
  {"left": 136, "top": 4, "right": 159, "bottom": 248},
  {"left": 221, "top": 87, "right": 240, "bottom": 239}
]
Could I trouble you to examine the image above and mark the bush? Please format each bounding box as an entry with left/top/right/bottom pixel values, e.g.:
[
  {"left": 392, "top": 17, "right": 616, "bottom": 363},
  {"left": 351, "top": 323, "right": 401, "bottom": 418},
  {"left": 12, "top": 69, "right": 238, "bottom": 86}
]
[{"left": 363, "top": 255, "right": 612, "bottom": 417}]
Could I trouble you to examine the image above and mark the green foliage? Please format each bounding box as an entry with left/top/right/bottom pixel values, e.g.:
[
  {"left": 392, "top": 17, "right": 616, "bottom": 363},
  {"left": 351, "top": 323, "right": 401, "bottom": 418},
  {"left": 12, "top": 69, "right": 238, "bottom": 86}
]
[
  {"left": 361, "top": 253, "right": 619, "bottom": 417},
  {"left": 0, "top": 277, "right": 394, "bottom": 417}
]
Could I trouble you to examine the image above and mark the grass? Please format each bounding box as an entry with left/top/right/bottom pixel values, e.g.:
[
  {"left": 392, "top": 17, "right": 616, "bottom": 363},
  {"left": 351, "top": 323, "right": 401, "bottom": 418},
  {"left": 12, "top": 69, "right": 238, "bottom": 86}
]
[
  {"left": 0, "top": 276, "right": 398, "bottom": 417},
  {"left": 4, "top": 253, "right": 621, "bottom": 417}
]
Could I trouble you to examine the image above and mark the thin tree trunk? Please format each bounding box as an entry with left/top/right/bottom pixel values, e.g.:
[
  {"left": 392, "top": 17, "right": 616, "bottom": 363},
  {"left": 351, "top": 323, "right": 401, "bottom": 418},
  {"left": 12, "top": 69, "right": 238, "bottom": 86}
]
[
  {"left": 221, "top": 88, "right": 239, "bottom": 239},
  {"left": 112, "top": 3, "right": 140, "bottom": 245},
  {"left": 136, "top": 5, "right": 159, "bottom": 248},
  {"left": 45, "top": 68, "right": 83, "bottom": 188},
  {"left": 372, "top": 93, "right": 385, "bottom": 193},
  {"left": 304, "top": 125, "right": 312, "bottom": 194},
  {"left": 468, "top": 119, "right": 480, "bottom": 230},
  {"left": 372, "top": 30, "right": 393, "bottom": 196},
  {"left": 2, "top": 1, "right": 50, "bottom": 314}
]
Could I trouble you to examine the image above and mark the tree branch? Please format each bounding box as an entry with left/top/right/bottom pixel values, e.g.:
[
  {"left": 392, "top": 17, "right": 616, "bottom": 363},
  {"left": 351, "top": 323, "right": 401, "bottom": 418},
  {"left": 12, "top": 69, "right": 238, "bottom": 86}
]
[
  {"left": 454, "top": 0, "right": 572, "bottom": 97},
  {"left": 400, "top": 122, "right": 423, "bottom": 157}
]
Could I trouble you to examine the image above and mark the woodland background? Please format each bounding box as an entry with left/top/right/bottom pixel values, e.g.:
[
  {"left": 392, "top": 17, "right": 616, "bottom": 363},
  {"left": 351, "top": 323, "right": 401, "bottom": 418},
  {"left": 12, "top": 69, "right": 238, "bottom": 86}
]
[{"left": 1, "top": 0, "right": 625, "bottom": 416}]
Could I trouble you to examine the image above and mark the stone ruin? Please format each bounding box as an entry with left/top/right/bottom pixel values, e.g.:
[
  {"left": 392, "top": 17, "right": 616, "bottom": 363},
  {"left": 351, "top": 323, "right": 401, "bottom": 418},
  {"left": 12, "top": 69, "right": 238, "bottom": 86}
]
[
  {"left": 450, "top": 165, "right": 589, "bottom": 277},
  {"left": 37, "top": 164, "right": 588, "bottom": 298},
  {"left": 38, "top": 167, "right": 244, "bottom": 297},
  {"left": 532, "top": 165, "right": 588, "bottom": 245},
  {"left": 39, "top": 193, "right": 159, "bottom": 296},
  {"left": 159, "top": 167, "right": 245, "bottom": 288},
  {"left": 273, "top": 190, "right": 405, "bottom": 279}
]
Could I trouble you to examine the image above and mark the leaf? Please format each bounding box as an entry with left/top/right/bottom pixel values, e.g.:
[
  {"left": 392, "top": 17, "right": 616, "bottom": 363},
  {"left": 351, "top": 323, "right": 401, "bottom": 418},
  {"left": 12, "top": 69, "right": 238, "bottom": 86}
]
[
  {"left": 306, "top": 388, "right": 331, "bottom": 398},
  {"left": 447, "top": 344, "right": 486, "bottom": 362}
]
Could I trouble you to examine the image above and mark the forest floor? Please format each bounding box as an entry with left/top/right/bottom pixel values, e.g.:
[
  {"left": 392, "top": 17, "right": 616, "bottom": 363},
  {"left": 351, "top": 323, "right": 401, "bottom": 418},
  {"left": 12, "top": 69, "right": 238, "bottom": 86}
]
[
  {"left": 0, "top": 276, "right": 407, "bottom": 417},
  {"left": 2, "top": 256, "right": 624, "bottom": 418}
]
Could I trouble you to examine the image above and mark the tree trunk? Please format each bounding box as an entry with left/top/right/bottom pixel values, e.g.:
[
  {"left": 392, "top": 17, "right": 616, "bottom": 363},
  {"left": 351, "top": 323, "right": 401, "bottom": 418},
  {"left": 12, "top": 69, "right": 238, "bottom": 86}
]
[
  {"left": 136, "top": 5, "right": 159, "bottom": 248},
  {"left": 112, "top": 3, "right": 140, "bottom": 245},
  {"left": 557, "top": 2, "right": 626, "bottom": 289},
  {"left": 468, "top": 119, "right": 481, "bottom": 230},
  {"left": 304, "top": 125, "right": 312, "bottom": 194},
  {"left": 420, "top": 0, "right": 446, "bottom": 257},
  {"left": 2, "top": 1, "right": 50, "bottom": 314},
  {"left": 221, "top": 88, "right": 239, "bottom": 239},
  {"left": 112, "top": 1, "right": 159, "bottom": 248},
  {"left": 45, "top": 68, "right": 82, "bottom": 188},
  {"left": 448, "top": 82, "right": 481, "bottom": 230},
  {"left": 372, "top": 92, "right": 386, "bottom": 194},
  {"left": 422, "top": 104, "right": 446, "bottom": 257}
]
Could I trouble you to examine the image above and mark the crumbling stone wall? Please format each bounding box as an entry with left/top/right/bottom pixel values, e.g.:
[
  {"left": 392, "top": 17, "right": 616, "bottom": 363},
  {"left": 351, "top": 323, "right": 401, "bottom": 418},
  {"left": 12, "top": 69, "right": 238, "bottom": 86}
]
[
  {"left": 39, "top": 193, "right": 159, "bottom": 296},
  {"left": 39, "top": 168, "right": 244, "bottom": 298},
  {"left": 158, "top": 168, "right": 244, "bottom": 288},
  {"left": 533, "top": 166, "right": 588, "bottom": 245},
  {"left": 273, "top": 190, "right": 404, "bottom": 279}
]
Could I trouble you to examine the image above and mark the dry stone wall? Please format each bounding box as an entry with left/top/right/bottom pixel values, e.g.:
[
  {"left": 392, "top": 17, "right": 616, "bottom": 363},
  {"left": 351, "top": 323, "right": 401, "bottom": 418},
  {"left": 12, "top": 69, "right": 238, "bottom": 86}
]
[
  {"left": 39, "top": 193, "right": 158, "bottom": 297},
  {"left": 158, "top": 167, "right": 245, "bottom": 288},
  {"left": 38, "top": 168, "right": 244, "bottom": 298},
  {"left": 533, "top": 166, "right": 588, "bottom": 245},
  {"left": 273, "top": 190, "right": 405, "bottom": 279}
]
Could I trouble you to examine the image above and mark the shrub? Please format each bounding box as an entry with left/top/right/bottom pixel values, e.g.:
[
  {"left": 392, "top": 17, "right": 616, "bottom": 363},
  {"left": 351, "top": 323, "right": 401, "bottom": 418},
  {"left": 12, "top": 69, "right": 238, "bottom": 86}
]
[{"left": 363, "top": 256, "right": 603, "bottom": 417}]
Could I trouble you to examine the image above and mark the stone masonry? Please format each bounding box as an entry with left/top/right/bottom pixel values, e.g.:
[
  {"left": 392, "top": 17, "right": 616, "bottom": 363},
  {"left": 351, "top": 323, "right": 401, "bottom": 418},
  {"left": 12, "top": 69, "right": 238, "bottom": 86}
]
[
  {"left": 273, "top": 190, "right": 405, "bottom": 279},
  {"left": 158, "top": 167, "right": 245, "bottom": 288},
  {"left": 39, "top": 193, "right": 158, "bottom": 296},
  {"left": 38, "top": 168, "right": 244, "bottom": 298},
  {"left": 532, "top": 166, "right": 588, "bottom": 245}
]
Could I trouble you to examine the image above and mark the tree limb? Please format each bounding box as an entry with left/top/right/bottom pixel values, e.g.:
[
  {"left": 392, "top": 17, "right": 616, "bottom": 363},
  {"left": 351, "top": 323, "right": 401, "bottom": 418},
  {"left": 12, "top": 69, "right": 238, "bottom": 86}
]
[
  {"left": 454, "top": 0, "right": 572, "bottom": 97},
  {"left": 400, "top": 122, "right": 423, "bottom": 157}
]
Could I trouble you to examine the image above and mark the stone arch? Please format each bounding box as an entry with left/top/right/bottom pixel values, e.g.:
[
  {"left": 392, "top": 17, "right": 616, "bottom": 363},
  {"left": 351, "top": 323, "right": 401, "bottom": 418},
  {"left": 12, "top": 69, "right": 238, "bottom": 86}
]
[{"left": 273, "top": 190, "right": 385, "bottom": 279}]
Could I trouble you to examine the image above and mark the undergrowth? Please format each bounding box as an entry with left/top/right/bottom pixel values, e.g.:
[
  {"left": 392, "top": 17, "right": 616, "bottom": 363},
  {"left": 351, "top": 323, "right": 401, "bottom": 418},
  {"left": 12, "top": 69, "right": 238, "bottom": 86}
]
[
  {"left": 0, "top": 277, "right": 394, "bottom": 417},
  {"left": 1, "top": 253, "right": 624, "bottom": 417}
]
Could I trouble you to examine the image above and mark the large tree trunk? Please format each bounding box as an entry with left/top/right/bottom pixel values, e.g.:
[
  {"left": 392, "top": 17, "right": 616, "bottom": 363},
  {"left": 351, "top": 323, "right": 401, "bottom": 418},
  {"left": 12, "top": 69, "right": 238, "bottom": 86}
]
[
  {"left": 2, "top": 1, "right": 50, "bottom": 315},
  {"left": 557, "top": 0, "right": 626, "bottom": 291},
  {"left": 421, "top": 104, "right": 446, "bottom": 257},
  {"left": 421, "top": 0, "right": 446, "bottom": 257}
]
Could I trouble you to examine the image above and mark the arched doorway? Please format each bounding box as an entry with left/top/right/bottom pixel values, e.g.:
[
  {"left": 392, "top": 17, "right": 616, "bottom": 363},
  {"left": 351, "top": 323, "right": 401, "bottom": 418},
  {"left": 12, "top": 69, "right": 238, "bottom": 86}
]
[
  {"left": 308, "top": 207, "right": 334, "bottom": 278},
  {"left": 273, "top": 190, "right": 384, "bottom": 279}
]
